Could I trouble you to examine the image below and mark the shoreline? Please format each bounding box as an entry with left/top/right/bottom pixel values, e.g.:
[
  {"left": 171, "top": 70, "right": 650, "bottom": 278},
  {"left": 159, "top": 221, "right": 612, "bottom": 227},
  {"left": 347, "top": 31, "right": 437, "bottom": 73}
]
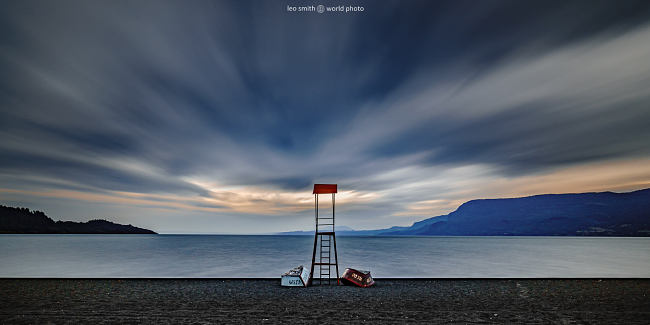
[
  {"left": 2, "top": 277, "right": 649, "bottom": 279},
  {"left": 2, "top": 279, "right": 648, "bottom": 323}
]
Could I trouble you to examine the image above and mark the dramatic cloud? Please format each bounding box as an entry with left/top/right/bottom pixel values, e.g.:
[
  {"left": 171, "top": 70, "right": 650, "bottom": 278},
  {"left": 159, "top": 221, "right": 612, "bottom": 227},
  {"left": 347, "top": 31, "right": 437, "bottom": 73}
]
[{"left": 1, "top": 0, "right": 650, "bottom": 233}]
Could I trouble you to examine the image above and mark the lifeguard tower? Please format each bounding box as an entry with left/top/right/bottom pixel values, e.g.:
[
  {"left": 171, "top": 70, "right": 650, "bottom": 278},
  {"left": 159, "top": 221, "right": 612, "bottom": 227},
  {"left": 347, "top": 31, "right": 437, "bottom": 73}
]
[{"left": 308, "top": 184, "right": 340, "bottom": 285}]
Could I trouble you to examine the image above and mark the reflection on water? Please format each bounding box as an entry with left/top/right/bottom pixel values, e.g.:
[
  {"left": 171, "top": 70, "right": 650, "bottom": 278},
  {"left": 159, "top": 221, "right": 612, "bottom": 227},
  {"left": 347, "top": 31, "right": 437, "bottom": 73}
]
[{"left": 1, "top": 235, "right": 649, "bottom": 278}]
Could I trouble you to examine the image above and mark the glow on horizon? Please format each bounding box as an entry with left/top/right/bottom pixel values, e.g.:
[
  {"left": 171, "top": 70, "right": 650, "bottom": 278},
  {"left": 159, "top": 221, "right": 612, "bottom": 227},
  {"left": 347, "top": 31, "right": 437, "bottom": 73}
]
[{"left": 1, "top": 157, "right": 649, "bottom": 232}]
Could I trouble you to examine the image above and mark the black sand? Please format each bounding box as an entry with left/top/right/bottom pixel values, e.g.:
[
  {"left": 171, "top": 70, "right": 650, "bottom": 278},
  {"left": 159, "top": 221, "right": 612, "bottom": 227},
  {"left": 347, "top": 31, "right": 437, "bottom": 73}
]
[{"left": 1, "top": 279, "right": 648, "bottom": 324}]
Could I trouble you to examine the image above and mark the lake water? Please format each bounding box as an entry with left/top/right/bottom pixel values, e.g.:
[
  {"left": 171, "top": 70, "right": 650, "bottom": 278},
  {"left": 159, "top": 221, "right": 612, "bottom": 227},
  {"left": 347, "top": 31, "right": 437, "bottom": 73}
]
[{"left": 1, "top": 235, "right": 649, "bottom": 278}]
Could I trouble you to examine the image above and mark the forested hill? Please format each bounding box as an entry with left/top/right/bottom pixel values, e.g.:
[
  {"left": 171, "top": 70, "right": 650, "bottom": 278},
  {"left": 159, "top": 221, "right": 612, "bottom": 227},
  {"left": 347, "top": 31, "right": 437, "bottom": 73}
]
[{"left": 0, "top": 205, "right": 156, "bottom": 234}]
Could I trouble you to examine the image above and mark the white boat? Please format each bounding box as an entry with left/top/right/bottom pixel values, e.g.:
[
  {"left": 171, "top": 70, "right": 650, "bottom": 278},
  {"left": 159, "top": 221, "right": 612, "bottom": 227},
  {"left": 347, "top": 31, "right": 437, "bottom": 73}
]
[{"left": 281, "top": 265, "right": 309, "bottom": 287}]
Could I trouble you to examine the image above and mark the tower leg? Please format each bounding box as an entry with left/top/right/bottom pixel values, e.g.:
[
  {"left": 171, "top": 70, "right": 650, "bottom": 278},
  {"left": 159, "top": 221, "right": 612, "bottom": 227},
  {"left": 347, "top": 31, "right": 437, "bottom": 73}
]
[
  {"left": 333, "top": 232, "right": 340, "bottom": 285},
  {"left": 309, "top": 194, "right": 319, "bottom": 286},
  {"left": 308, "top": 230, "right": 317, "bottom": 286}
]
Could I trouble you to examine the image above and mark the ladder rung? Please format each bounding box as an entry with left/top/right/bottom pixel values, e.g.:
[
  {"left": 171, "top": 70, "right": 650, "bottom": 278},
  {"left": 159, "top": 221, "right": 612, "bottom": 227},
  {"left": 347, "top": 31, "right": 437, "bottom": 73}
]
[
  {"left": 316, "top": 232, "right": 335, "bottom": 235},
  {"left": 313, "top": 262, "right": 337, "bottom": 265}
]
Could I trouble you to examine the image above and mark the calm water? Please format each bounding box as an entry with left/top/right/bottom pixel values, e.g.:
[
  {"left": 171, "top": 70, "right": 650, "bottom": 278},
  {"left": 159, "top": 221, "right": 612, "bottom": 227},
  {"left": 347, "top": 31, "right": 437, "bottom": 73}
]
[{"left": 1, "top": 235, "right": 649, "bottom": 278}]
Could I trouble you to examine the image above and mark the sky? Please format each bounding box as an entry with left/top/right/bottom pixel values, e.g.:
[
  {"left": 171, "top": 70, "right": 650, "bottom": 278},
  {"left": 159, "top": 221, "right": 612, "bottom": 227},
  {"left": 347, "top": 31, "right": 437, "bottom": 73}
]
[{"left": 1, "top": 0, "right": 650, "bottom": 234}]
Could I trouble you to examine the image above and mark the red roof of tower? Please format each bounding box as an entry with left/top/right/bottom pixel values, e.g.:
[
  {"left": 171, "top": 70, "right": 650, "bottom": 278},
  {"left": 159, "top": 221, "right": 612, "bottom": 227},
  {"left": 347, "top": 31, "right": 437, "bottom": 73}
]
[{"left": 313, "top": 184, "right": 337, "bottom": 194}]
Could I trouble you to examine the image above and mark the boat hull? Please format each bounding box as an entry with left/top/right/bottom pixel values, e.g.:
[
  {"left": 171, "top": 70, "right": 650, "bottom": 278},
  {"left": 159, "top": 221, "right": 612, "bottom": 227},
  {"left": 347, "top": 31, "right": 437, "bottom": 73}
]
[
  {"left": 281, "top": 265, "right": 309, "bottom": 287},
  {"left": 340, "top": 268, "right": 375, "bottom": 287}
]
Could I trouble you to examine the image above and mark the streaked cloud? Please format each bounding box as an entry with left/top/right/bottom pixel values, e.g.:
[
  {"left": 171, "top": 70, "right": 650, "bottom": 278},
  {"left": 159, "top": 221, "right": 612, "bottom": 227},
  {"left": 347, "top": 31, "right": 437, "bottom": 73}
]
[{"left": 1, "top": 0, "right": 649, "bottom": 233}]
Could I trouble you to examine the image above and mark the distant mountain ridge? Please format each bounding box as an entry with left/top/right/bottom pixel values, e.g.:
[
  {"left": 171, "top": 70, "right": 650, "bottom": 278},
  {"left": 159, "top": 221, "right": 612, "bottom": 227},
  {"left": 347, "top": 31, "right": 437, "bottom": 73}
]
[
  {"left": 0, "top": 205, "right": 156, "bottom": 234},
  {"left": 280, "top": 188, "right": 650, "bottom": 236}
]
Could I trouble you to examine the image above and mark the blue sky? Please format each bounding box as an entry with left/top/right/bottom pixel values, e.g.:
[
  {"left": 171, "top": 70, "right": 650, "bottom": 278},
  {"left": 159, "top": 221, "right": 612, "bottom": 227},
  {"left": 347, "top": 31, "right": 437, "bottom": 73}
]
[{"left": 1, "top": 0, "right": 650, "bottom": 233}]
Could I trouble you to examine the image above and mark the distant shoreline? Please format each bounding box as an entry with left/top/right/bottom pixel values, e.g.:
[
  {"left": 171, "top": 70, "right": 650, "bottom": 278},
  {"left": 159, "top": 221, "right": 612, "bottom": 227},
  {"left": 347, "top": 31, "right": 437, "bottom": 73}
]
[{"left": 4, "top": 233, "right": 650, "bottom": 237}]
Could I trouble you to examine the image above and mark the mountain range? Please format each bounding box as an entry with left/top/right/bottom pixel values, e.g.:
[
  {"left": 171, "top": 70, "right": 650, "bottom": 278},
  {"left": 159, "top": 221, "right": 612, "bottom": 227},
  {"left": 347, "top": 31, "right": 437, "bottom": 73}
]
[
  {"left": 280, "top": 188, "right": 650, "bottom": 236},
  {"left": 0, "top": 205, "right": 156, "bottom": 234},
  {"left": 3, "top": 188, "right": 649, "bottom": 236}
]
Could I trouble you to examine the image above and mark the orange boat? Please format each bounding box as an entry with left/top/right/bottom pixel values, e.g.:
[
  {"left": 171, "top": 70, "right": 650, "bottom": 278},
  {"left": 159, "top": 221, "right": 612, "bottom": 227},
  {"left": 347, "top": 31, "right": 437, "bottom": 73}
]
[{"left": 340, "top": 268, "right": 375, "bottom": 287}]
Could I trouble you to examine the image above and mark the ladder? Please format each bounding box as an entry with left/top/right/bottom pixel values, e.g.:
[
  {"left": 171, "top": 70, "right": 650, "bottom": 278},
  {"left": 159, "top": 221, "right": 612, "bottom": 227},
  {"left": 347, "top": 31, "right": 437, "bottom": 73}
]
[{"left": 309, "top": 184, "right": 340, "bottom": 286}]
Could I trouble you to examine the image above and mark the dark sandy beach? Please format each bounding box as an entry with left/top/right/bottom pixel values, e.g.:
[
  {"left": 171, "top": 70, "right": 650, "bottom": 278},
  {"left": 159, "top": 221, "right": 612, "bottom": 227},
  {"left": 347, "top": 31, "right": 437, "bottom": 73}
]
[{"left": 1, "top": 279, "right": 648, "bottom": 324}]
